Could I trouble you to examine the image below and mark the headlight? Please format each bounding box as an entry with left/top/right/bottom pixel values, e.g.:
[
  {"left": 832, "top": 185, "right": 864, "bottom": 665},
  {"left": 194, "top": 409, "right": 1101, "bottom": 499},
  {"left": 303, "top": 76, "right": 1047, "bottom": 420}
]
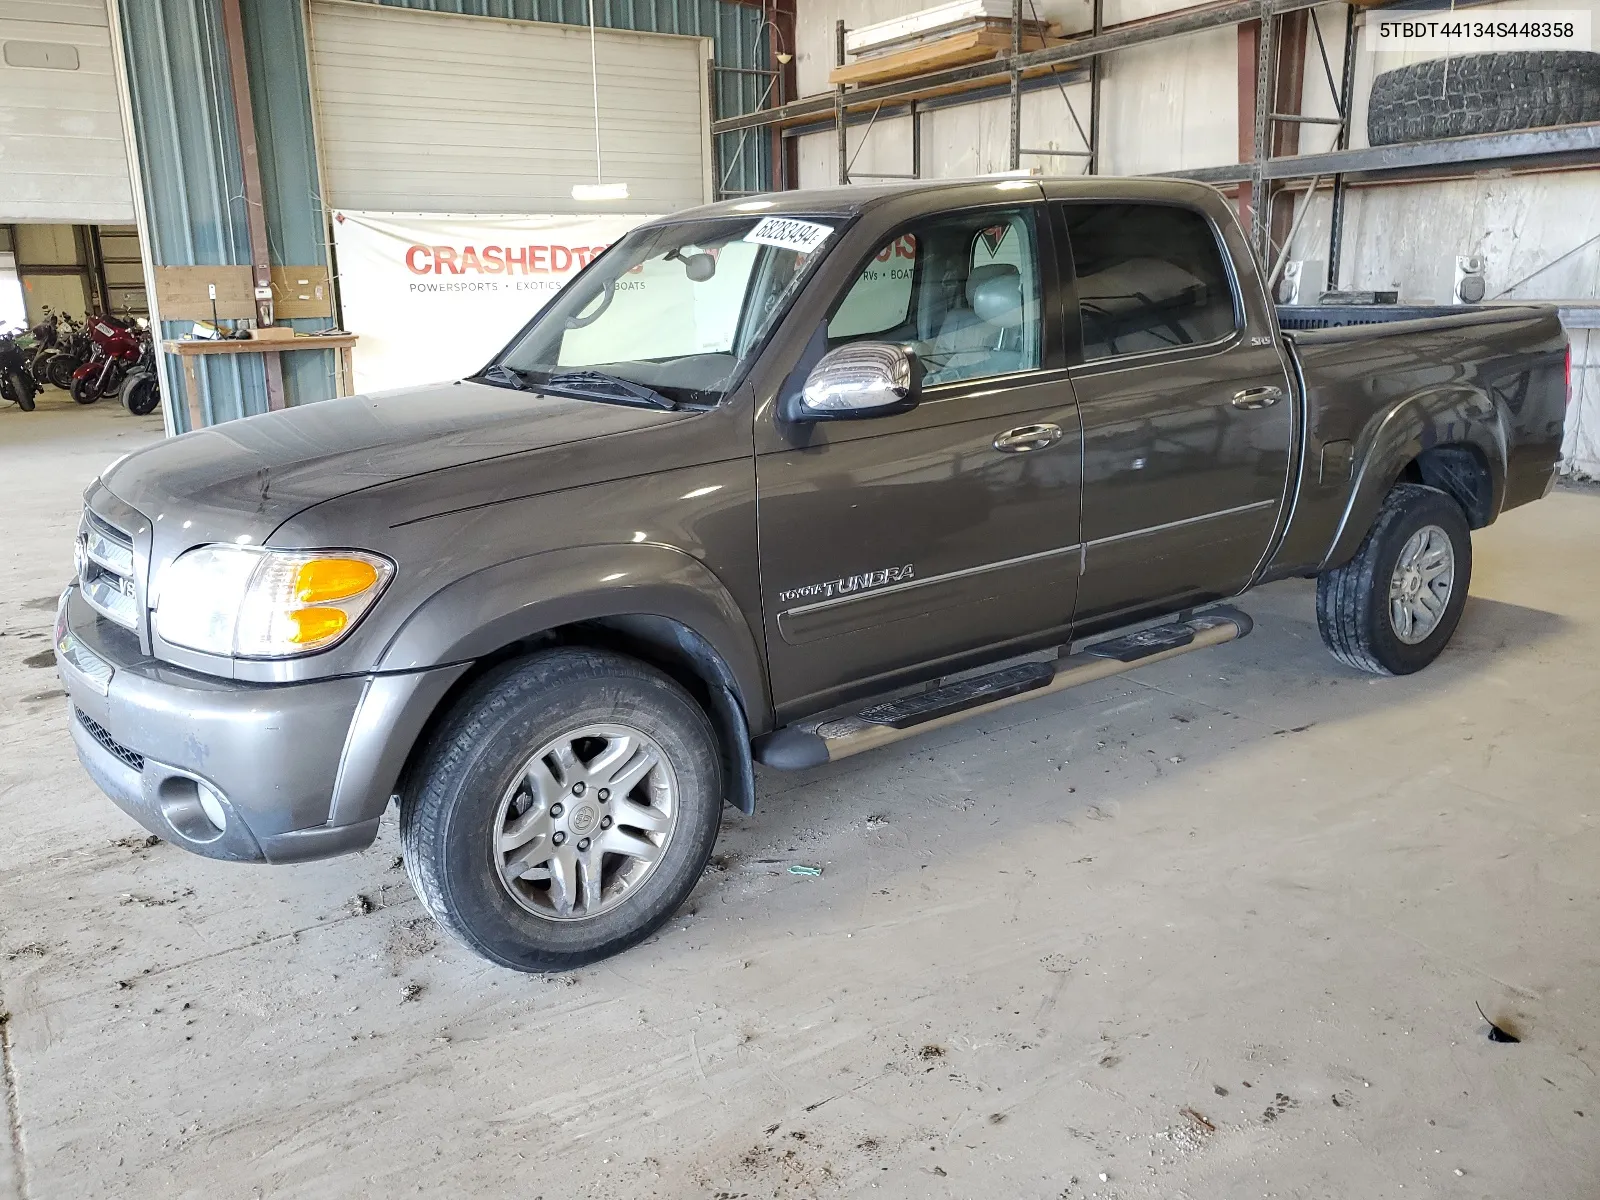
[{"left": 153, "top": 545, "right": 393, "bottom": 658}]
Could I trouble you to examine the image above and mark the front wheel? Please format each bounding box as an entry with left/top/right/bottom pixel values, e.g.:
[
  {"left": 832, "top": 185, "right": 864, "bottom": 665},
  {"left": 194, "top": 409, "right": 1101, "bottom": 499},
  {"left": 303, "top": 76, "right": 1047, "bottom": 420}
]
[
  {"left": 400, "top": 647, "right": 724, "bottom": 972},
  {"left": 4, "top": 368, "right": 35, "bottom": 412},
  {"left": 1316, "top": 483, "right": 1472, "bottom": 675},
  {"left": 70, "top": 374, "right": 100, "bottom": 404}
]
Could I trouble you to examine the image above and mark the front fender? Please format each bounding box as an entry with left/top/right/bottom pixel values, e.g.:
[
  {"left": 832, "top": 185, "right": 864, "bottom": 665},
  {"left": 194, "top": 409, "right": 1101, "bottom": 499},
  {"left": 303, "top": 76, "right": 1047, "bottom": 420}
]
[
  {"left": 1323, "top": 385, "right": 1507, "bottom": 569},
  {"left": 374, "top": 543, "right": 769, "bottom": 726}
]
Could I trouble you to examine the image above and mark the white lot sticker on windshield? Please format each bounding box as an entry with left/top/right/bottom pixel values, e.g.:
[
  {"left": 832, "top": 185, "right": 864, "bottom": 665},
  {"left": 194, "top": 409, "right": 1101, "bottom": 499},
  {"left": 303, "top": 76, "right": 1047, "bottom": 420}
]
[{"left": 744, "top": 217, "right": 833, "bottom": 253}]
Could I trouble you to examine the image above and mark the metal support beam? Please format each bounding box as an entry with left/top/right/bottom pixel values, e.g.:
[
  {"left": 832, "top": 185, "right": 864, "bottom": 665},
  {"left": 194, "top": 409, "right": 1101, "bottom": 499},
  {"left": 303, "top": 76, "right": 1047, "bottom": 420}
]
[
  {"left": 1164, "top": 119, "right": 1600, "bottom": 185},
  {"left": 835, "top": 18, "right": 848, "bottom": 185},
  {"left": 1089, "top": 0, "right": 1103, "bottom": 173},
  {"left": 912, "top": 101, "right": 923, "bottom": 178},
  {"left": 219, "top": 0, "right": 283, "bottom": 410},
  {"left": 1249, "top": 3, "right": 1277, "bottom": 260},
  {"left": 1009, "top": 0, "right": 1023, "bottom": 171},
  {"left": 1327, "top": 2, "right": 1360, "bottom": 292}
]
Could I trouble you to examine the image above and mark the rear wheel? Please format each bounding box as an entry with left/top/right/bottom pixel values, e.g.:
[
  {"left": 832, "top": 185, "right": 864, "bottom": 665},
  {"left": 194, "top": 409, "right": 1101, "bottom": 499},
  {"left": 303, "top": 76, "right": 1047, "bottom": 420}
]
[
  {"left": 4, "top": 368, "right": 34, "bottom": 412},
  {"left": 121, "top": 371, "right": 160, "bottom": 416},
  {"left": 400, "top": 647, "right": 724, "bottom": 972},
  {"left": 1316, "top": 483, "right": 1472, "bottom": 675},
  {"left": 47, "top": 355, "right": 78, "bottom": 389}
]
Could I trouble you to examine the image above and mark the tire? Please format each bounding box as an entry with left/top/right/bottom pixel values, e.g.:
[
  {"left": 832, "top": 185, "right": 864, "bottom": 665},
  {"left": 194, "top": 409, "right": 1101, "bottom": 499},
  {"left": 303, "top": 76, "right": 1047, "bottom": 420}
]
[
  {"left": 1316, "top": 483, "right": 1472, "bottom": 676},
  {"left": 47, "top": 355, "right": 79, "bottom": 390},
  {"left": 1368, "top": 51, "right": 1600, "bottom": 146},
  {"left": 31, "top": 349, "right": 55, "bottom": 380},
  {"left": 121, "top": 371, "right": 161, "bottom": 416},
  {"left": 400, "top": 647, "right": 724, "bottom": 972},
  {"left": 4, "top": 368, "right": 35, "bottom": 412},
  {"left": 70, "top": 374, "right": 100, "bottom": 404}
]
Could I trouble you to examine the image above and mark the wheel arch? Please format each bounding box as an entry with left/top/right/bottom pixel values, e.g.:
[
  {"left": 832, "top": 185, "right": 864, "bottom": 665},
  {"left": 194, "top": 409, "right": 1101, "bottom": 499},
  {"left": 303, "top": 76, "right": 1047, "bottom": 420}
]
[
  {"left": 1322, "top": 386, "right": 1507, "bottom": 570},
  {"left": 378, "top": 544, "right": 768, "bottom": 817}
]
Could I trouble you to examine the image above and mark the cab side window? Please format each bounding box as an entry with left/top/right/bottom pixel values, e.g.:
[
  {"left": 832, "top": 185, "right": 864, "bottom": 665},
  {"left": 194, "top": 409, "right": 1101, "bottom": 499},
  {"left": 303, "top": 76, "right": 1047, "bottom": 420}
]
[
  {"left": 1061, "top": 203, "right": 1237, "bottom": 361},
  {"left": 826, "top": 208, "right": 1042, "bottom": 386}
]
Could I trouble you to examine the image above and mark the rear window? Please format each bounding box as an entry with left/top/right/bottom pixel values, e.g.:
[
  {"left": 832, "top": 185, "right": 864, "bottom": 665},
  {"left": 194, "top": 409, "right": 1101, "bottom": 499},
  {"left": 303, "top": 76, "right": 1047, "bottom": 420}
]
[{"left": 1060, "top": 202, "right": 1238, "bottom": 360}]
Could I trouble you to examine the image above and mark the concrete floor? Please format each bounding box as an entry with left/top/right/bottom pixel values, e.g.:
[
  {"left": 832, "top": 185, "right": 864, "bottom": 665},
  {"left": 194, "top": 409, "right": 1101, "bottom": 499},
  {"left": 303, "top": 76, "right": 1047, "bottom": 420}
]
[{"left": 2, "top": 394, "right": 1598, "bottom": 1200}]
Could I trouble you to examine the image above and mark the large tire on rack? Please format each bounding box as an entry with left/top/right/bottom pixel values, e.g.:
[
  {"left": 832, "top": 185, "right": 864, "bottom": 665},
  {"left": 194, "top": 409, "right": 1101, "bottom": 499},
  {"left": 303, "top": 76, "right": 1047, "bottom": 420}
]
[
  {"left": 400, "top": 647, "right": 724, "bottom": 972},
  {"left": 1316, "top": 483, "right": 1472, "bottom": 676},
  {"left": 1368, "top": 51, "right": 1600, "bottom": 146}
]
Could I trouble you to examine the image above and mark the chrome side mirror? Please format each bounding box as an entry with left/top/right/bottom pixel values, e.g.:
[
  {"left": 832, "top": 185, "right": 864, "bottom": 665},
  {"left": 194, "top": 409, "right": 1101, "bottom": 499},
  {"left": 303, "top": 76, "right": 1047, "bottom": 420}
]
[{"left": 794, "top": 342, "right": 922, "bottom": 421}]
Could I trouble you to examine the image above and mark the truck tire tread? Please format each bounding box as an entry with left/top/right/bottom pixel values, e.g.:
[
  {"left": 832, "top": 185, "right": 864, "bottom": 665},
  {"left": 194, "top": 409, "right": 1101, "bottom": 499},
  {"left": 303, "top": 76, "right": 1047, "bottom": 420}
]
[
  {"left": 399, "top": 646, "right": 722, "bottom": 972},
  {"left": 1315, "top": 484, "right": 1472, "bottom": 676},
  {"left": 1367, "top": 51, "right": 1600, "bottom": 146}
]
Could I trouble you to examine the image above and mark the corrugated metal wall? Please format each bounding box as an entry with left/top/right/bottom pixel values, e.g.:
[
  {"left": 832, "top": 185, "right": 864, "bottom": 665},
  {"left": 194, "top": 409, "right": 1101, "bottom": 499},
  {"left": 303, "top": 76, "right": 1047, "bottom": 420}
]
[
  {"left": 121, "top": 0, "right": 266, "bottom": 430},
  {"left": 117, "top": 0, "right": 771, "bottom": 431}
]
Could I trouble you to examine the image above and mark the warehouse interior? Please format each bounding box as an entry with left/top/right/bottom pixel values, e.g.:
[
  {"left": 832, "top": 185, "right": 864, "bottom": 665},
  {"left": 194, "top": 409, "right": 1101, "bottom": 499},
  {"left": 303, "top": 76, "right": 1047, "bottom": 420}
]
[{"left": 2, "top": 0, "right": 1598, "bottom": 1196}]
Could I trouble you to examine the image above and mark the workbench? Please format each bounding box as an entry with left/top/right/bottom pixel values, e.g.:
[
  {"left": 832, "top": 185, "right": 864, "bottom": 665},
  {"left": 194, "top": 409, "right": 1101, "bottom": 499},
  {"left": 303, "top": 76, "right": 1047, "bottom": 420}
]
[{"left": 161, "top": 334, "right": 359, "bottom": 430}]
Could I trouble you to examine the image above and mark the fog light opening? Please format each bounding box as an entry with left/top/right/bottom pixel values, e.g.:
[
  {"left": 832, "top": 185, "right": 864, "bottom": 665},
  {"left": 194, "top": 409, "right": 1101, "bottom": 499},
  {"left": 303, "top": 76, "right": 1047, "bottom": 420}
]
[{"left": 196, "top": 782, "right": 228, "bottom": 833}]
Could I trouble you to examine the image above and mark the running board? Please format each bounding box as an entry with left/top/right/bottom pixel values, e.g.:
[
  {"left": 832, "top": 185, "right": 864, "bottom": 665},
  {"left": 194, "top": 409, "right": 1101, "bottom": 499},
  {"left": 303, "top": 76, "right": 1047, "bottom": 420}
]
[{"left": 753, "top": 606, "right": 1253, "bottom": 770}]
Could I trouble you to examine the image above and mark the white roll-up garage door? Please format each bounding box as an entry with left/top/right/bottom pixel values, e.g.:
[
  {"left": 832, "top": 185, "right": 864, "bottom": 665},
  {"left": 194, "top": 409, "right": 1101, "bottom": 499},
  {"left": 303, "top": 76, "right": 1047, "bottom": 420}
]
[
  {"left": 0, "top": 0, "right": 134, "bottom": 222},
  {"left": 307, "top": 0, "right": 713, "bottom": 215}
]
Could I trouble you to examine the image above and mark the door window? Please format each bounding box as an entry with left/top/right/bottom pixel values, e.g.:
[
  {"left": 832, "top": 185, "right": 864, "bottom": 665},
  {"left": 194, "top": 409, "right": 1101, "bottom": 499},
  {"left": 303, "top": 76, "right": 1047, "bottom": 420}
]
[
  {"left": 1060, "top": 203, "right": 1237, "bottom": 361},
  {"left": 827, "top": 209, "right": 1041, "bottom": 385}
]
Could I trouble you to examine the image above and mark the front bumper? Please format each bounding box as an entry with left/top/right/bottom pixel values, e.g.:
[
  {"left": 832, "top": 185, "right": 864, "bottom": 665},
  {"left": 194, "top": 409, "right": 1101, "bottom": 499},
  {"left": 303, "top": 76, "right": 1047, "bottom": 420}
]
[{"left": 55, "top": 586, "right": 466, "bottom": 864}]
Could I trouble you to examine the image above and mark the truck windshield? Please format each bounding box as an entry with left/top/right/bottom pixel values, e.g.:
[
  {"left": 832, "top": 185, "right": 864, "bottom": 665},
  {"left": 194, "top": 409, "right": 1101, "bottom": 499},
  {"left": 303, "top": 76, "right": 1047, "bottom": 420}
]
[{"left": 494, "top": 214, "right": 840, "bottom": 406}]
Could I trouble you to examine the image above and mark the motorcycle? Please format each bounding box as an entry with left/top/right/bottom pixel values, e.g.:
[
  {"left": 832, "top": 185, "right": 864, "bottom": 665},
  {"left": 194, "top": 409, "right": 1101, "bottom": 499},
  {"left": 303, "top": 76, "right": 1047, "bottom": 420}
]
[
  {"left": 1, "top": 327, "right": 40, "bottom": 412},
  {"left": 46, "top": 314, "right": 90, "bottom": 390},
  {"left": 117, "top": 320, "right": 161, "bottom": 416},
  {"left": 29, "top": 307, "right": 61, "bottom": 381},
  {"left": 70, "top": 312, "right": 143, "bottom": 405}
]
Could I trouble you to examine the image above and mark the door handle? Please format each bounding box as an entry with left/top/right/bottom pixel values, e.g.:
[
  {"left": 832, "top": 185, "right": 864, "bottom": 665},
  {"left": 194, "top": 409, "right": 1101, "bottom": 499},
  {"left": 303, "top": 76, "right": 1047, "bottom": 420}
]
[
  {"left": 993, "top": 423, "right": 1063, "bottom": 453},
  {"left": 1231, "top": 386, "right": 1285, "bottom": 410}
]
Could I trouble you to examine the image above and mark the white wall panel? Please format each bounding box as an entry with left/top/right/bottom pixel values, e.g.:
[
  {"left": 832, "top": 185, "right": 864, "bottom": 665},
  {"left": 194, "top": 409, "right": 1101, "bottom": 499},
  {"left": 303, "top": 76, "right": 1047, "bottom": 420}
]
[
  {"left": 308, "top": 0, "right": 712, "bottom": 215},
  {"left": 0, "top": 0, "right": 134, "bottom": 223},
  {"left": 1284, "top": 172, "right": 1600, "bottom": 474}
]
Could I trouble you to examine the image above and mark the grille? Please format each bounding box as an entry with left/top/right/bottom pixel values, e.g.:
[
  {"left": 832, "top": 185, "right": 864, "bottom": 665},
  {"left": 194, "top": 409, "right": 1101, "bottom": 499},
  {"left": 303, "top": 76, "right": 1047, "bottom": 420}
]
[
  {"left": 78, "top": 510, "right": 139, "bottom": 630},
  {"left": 76, "top": 708, "right": 145, "bottom": 771}
]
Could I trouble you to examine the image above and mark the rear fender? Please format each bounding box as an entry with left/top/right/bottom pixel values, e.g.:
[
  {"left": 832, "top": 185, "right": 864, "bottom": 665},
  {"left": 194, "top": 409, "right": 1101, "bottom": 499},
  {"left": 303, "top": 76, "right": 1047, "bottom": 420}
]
[{"left": 1323, "top": 385, "right": 1507, "bottom": 569}]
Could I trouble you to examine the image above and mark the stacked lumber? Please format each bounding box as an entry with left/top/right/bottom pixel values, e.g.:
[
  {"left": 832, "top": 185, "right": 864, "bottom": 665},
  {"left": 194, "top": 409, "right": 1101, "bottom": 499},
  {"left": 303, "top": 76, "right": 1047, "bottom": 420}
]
[{"left": 830, "top": 1, "right": 1065, "bottom": 88}]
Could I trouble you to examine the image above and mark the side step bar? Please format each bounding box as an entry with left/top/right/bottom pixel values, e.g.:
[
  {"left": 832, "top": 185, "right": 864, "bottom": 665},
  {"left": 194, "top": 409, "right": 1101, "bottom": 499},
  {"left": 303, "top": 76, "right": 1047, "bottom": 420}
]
[{"left": 754, "top": 606, "right": 1253, "bottom": 770}]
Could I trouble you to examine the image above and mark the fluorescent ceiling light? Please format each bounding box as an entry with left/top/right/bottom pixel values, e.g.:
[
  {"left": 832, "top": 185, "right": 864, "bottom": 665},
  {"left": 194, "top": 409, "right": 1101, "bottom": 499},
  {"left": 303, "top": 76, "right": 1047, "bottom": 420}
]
[{"left": 572, "top": 182, "right": 630, "bottom": 202}]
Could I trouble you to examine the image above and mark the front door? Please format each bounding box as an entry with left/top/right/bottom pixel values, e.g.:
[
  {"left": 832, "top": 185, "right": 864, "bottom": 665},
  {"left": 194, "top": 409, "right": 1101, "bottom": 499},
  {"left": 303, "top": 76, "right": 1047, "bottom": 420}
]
[
  {"left": 755, "top": 203, "right": 1083, "bottom": 720},
  {"left": 1055, "top": 199, "right": 1295, "bottom": 631}
]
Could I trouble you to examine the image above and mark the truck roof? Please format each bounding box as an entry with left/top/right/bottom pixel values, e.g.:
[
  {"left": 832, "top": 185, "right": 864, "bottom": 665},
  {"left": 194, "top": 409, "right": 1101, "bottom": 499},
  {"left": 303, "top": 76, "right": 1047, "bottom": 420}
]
[{"left": 673, "top": 175, "right": 1227, "bottom": 222}]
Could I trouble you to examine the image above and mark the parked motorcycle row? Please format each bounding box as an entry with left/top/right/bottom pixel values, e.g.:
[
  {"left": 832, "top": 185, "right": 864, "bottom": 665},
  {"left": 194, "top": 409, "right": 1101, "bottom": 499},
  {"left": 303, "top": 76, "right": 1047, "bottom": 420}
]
[{"left": 1, "top": 307, "right": 162, "bottom": 416}]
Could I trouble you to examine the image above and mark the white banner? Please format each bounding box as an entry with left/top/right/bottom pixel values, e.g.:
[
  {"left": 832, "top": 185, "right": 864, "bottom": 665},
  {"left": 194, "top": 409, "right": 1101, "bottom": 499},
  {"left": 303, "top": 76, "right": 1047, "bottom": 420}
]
[{"left": 329, "top": 211, "right": 659, "bottom": 393}]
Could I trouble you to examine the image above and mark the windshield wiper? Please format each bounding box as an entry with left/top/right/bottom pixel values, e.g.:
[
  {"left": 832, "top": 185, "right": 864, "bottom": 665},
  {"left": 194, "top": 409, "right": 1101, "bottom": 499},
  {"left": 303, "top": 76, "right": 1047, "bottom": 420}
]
[
  {"left": 543, "top": 370, "right": 677, "bottom": 411},
  {"left": 475, "top": 363, "right": 529, "bottom": 390}
]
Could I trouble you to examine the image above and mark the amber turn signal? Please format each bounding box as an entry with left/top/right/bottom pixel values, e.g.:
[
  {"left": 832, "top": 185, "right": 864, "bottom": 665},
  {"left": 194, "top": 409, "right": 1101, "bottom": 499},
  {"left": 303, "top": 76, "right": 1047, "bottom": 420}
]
[
  {"left": 286, "top": 607, "right": 349, "bottom": 644},
  {"left": 294, "top": 557, "right": 380, "bottom": 604}
]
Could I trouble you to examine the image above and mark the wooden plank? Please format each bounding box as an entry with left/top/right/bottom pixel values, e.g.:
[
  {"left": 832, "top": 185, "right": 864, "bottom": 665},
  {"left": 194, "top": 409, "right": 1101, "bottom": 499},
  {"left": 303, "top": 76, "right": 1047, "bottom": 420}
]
[
  {"left": 152, "top": 265, "right": 254, "bottom": 321},
  {"left": 829, "top": 26, "right": 1066, "bottom": 87},
  {"left": 163, "top": 334, "right": 358, "bottom": 355},
  {"left": 268, "top": 265, "right": 334, "bottom": 319}
]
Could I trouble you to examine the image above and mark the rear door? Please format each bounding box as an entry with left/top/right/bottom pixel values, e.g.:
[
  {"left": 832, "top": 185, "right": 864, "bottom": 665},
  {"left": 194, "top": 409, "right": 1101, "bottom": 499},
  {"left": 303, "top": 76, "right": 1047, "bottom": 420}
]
[
  {"left": 754, "top": 201, "right": 1084, "bottom": 720},
  {"left": 1055, "top": 199, "right": 1294, "bottom": 630}
]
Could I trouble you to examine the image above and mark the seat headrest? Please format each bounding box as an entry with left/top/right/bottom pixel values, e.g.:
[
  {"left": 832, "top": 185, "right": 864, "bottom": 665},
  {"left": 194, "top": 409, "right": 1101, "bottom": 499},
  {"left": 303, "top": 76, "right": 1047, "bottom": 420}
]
[{"left": 967, "top": 263, "right": 1023, "bottom": 328}]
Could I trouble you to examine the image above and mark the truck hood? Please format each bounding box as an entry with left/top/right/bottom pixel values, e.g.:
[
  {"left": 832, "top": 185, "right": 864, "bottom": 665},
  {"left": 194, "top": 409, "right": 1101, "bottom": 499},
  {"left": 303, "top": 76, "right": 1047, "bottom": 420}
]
[{"left": 102, "top": 380, "right": 690, "bottom": 533}]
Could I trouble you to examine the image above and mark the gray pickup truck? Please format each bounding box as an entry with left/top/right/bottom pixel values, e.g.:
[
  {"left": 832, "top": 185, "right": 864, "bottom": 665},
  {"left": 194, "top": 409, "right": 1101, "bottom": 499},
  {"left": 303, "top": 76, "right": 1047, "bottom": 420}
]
[{"left": 56, "top": 178, "right": 1568, "bottom": 971}]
